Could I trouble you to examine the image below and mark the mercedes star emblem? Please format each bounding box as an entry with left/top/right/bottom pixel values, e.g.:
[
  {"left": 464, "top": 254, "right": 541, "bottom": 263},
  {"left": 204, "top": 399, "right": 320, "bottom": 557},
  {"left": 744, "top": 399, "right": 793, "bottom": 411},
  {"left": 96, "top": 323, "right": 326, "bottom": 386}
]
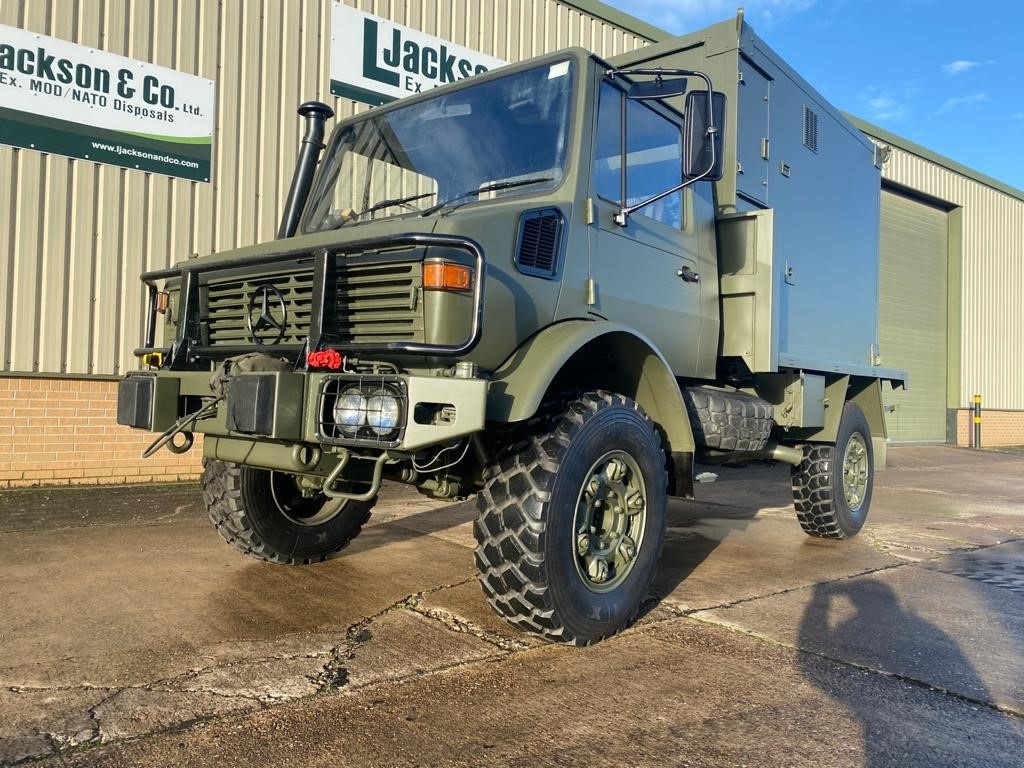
[{"left": 246, "top": 284, "right": 288, "bottom": 345}]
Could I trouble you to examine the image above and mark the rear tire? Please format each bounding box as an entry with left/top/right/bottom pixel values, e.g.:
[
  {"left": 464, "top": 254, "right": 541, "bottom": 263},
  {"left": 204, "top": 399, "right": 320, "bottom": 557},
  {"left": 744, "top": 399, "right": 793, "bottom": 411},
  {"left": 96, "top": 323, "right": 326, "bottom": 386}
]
[
  {"left": 474, "top": 391, "right": 667, "bottom": 645},
  {"left": 791, "top": 403, "right": 873, "bottom": 539},
  {"left": 201, "top": 459, "right": 373, "bottom": 564}
]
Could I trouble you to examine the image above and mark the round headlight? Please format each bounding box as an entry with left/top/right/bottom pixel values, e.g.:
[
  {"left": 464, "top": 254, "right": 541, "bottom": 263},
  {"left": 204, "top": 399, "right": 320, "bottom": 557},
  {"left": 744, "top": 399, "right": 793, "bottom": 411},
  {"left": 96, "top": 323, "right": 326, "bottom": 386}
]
[
  {"left": 366, "top": 392, "right": 401, "bottom": 435},
  {"left": 334, "top": 387, "right": 367, "bottom": 434}
]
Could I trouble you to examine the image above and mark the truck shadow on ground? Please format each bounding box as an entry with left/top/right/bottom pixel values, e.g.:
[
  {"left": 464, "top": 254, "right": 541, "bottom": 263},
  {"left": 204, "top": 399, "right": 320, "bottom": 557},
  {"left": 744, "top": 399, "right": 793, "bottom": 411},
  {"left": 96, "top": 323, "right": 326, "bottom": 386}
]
[{"left": 647, "top": 462, "right": 794, "bottom": 607}]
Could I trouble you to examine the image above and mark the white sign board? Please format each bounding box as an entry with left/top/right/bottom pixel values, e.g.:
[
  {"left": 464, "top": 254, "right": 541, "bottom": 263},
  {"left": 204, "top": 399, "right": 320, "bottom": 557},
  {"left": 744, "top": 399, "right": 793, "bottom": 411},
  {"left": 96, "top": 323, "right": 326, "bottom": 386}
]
[
  {"left": 330, "top": 2, "right": 506, "bottom": 106},
  {"left": 0, "top": 24, "right": 215, "bottom": 181}
]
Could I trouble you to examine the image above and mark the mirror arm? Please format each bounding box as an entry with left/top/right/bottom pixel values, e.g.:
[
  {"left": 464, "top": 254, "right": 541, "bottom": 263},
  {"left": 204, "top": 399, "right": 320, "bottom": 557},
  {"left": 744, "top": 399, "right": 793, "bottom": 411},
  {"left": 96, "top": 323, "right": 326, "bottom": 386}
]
[
  {"left": 613, "top": 70, "right": 719, "bottom": 227},
  {"left": 605, "top": 67, "right": 699, "bottom": 80},
  {"left": 614, "top": 177, "right": 698, "bottom": 227}
]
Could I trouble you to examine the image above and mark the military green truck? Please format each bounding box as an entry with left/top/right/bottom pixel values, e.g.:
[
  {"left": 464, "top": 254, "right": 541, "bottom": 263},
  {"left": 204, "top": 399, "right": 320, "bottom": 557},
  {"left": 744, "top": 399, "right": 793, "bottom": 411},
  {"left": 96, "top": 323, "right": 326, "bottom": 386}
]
[{"left": 117, "top": 15, "right": 906, "bottom": 645}]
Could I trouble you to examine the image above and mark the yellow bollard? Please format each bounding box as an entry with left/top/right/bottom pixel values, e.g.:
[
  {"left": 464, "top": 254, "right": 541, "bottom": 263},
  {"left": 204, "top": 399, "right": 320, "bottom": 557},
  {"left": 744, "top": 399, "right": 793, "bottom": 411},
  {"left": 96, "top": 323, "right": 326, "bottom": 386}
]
[{"left": 973, "top": 394, "right": 982, "bottom": 449}]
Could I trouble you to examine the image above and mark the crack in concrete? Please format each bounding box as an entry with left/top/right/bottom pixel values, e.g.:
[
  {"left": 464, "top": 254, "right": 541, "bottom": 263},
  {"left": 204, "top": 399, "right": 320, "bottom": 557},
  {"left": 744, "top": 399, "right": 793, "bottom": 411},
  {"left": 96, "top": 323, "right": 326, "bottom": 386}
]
[
  {"left": 81, "top": 687, "right": 134, "bottom": 747},
  {"left": 7, "top": 684, "right": 116, "bottom": 695},
  {"left": 0, "top": 704, "right": 104, "bottom": 766},
  {"left": 4, "top": 657, "right": 326, "bottom": 764},
  {"left": 865, "top": 540, "right": 946, "bottom": 558},
  {"left": 149, "top": 651, "right": 332, "bottom": 689},
  {"left": 864, "top": 532, "right": 1022, "bottom": 562},
  {"left": 151, "top": 504, "right": 192, "bottom": 523},
  {"left": 407, "top": 599, "right": 531, "bottom": 652},
  {"left": 315, "top": 593, "right": 423, "bottom": 693},
  {"left": 314, "top": 578, "right": 483, "bottom": 691},
  {"left": 152, "top": 684, "right": 270, "bottom": 706},
  {"left": 673, "top": 561, "right": 911, "bottom": 616}
]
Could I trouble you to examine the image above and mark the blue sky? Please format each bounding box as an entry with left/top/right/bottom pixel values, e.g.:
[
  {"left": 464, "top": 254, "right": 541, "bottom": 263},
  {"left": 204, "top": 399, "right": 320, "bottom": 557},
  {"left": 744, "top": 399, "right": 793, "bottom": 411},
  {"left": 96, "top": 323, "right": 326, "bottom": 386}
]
[{"left": 599, "top": 0, "right": 1024, "bottom": 191}]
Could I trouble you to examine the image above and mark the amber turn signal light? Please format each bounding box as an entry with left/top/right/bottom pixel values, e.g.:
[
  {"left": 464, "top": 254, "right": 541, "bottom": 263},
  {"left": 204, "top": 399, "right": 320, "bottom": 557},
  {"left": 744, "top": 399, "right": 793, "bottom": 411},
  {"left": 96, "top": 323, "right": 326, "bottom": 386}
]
[{"left": 423, "top": 262, "right": 472, "bottom": 291}]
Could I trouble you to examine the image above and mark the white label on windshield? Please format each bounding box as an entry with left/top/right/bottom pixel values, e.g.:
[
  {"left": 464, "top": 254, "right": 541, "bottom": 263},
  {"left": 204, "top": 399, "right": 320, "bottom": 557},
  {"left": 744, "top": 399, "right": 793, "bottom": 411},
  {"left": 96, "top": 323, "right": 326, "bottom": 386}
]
[{"left": 548, "top": 61, "right": 570, "bottom": 79}]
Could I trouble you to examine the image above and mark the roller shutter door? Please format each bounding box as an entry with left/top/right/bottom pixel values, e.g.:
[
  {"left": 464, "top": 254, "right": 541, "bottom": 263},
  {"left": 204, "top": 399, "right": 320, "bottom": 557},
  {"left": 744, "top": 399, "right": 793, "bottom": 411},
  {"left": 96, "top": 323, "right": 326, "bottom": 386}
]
[{"left": 878, "top": 189, "right": 948, "bottom": 442}]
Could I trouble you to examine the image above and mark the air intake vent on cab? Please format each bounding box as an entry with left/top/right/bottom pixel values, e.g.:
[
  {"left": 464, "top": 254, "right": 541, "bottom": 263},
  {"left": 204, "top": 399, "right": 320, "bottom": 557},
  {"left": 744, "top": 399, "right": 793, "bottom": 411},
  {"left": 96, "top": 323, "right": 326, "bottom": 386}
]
[{"left": 515, "top": 208, "right": 564, "bottom": 279}]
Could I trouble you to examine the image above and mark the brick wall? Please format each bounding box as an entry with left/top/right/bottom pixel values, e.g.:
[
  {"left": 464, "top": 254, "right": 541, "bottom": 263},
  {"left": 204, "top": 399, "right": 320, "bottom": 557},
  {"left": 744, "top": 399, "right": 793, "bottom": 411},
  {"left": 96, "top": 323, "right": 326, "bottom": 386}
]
[
  {"left": 955, "top": 408, "right": 1024, "bottom": 448},
  {"left": 0, "top": 377, "right": 202, "bottom": 489}
]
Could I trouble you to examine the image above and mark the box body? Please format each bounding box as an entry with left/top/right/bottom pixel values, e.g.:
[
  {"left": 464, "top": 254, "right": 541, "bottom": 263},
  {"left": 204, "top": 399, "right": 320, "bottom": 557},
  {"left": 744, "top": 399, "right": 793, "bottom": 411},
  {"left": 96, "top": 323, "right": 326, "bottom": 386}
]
[{"left": 611, "top": 17, "right": 895, "bottom": 379}]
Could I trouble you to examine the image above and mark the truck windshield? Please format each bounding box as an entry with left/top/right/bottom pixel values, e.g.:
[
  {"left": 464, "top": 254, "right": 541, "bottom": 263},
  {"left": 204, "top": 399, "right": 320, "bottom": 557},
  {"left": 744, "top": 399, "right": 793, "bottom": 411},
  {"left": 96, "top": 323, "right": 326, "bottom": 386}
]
[{"left": 302, "top": 59, "right": 576, "bottom": 232}]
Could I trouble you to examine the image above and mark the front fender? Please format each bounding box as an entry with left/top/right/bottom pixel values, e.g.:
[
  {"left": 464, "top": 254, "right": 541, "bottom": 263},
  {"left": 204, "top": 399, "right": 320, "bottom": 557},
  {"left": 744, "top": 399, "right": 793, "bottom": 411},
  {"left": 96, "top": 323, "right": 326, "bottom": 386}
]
[{"left": 486, "top": 319, "right": 695, "bottom": 457}]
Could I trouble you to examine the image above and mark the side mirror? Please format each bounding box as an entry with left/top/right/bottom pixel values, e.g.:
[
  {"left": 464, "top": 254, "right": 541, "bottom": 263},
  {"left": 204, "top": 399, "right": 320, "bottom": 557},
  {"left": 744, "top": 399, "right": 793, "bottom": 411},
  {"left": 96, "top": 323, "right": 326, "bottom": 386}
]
[
  {"left": 627, "top": 77, "right": 688, "bottom": 101},
  {"left": 683, "top": 90, "right": 726, "bottom": 181}
]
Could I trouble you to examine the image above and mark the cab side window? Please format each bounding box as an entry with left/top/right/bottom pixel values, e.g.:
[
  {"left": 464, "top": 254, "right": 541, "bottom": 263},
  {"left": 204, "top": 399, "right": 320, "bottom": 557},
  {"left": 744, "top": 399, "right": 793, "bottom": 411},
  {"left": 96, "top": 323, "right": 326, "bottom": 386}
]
[{"left": 594, "top": 81, "right": 683, "bottom": 229}]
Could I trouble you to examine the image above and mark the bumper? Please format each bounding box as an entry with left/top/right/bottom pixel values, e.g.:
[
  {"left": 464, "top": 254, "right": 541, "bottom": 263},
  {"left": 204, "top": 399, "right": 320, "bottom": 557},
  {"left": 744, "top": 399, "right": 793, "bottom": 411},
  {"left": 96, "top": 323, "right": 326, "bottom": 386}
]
[{"left": 117, "top": 370, "right": 488, "bottom": 453}]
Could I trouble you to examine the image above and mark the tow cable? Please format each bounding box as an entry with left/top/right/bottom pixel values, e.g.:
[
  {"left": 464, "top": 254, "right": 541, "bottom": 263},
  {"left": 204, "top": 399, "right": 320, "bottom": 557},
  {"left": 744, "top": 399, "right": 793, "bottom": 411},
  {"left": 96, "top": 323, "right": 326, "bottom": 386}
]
[{"left": 141, "top": 397, "right": 222, "bottom": 458}]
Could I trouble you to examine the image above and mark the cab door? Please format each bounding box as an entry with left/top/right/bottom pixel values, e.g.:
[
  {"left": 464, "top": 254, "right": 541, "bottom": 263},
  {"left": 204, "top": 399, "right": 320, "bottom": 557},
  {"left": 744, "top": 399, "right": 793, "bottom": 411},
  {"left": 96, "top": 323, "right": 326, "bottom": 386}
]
[{"left": 587, "top": 80, "right": 703, "bottom": 376}]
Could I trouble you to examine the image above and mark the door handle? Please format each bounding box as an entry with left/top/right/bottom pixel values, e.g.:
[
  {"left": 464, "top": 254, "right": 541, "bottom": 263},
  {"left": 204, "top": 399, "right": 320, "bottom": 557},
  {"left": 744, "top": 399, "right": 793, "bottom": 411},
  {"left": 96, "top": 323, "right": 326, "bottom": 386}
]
[{"left": 677, "top": 266, "right": 700, "bottom": 283}]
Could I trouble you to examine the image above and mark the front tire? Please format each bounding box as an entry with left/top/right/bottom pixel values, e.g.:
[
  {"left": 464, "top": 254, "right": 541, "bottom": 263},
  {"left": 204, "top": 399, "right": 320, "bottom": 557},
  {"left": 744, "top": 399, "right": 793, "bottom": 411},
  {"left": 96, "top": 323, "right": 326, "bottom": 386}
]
[
  {"left": 201, "top": 460, "right": 374, "bottom": 564},
  {"left": 474, "top": 391, "right": 667, "bottom": 645},
  {"left": 791, "top": 402, "right": 874, "bottom": 539}
]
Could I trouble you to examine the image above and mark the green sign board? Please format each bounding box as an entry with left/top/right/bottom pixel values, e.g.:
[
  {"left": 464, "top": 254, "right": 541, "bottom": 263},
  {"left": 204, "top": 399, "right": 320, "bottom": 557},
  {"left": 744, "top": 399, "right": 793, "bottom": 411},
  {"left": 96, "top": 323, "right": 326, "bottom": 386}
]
[{"left": 0, "top": 24, "right": 215, "bottom": 182}]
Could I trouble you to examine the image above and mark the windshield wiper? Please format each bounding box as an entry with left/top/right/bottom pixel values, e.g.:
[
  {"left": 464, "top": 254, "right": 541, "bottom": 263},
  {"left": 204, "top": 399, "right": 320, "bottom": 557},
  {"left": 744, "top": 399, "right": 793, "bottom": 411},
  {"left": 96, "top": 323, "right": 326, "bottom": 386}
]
[
  {"left": 360, "top": 190, "right": 436, "bottom": 217},
  {"left": 326, "top": 190, "right": 437, "bottom": 229},
  {"left": 420, "top": 177, "right": 554, "bottom": 216}
]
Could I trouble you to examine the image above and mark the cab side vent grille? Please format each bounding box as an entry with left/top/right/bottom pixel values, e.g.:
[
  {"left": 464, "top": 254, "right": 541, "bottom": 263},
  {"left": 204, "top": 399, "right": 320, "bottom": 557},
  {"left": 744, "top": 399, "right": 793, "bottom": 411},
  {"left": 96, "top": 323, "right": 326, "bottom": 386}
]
[
  {"left": 515, "top": 208, "right": 564, "bottom": 279},
  {"left": 803, "top": 106, "right": 819, "bottom": 153}
]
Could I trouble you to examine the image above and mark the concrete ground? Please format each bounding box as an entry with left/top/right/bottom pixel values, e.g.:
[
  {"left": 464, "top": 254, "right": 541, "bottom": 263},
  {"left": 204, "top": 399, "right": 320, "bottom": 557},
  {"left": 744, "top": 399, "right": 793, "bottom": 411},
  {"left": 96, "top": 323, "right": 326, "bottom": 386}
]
[{"left": 0, "top": 445, "right": 1022, "bottom": 767}]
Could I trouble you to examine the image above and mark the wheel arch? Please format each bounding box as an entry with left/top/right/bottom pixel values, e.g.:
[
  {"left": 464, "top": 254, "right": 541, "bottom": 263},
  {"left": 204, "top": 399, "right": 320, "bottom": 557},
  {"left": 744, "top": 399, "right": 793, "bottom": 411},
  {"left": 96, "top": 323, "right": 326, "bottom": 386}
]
[
  {"left": 486, "top": 320, "right": 695, "bottom": 459},
  {"left": 787, "top": 375, "right": 888, "bottom": 469},
  {"left": 848, "top": 377, "right": 888, "bottom": 469}
]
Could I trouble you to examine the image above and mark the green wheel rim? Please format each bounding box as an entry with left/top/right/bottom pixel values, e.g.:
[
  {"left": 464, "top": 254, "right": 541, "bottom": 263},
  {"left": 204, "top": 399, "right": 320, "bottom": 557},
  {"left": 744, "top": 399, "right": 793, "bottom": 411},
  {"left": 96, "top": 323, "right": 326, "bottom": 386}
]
[
  {"left": 572, "top": 450, "right": 647, "bottom": 593},
  {"left": 842, "top": 433, "right": 870, "bottom": 511},
  {"left": 269, "top": 471, "right": 343, "bottom": 526}
]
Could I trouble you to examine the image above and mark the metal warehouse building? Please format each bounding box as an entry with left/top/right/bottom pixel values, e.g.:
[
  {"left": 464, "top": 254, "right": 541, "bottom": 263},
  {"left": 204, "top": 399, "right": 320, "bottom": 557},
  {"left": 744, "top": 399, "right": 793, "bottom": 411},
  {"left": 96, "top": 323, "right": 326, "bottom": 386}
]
[{"left": 1, "top": 0, "right": 1021, "bottom": 488}]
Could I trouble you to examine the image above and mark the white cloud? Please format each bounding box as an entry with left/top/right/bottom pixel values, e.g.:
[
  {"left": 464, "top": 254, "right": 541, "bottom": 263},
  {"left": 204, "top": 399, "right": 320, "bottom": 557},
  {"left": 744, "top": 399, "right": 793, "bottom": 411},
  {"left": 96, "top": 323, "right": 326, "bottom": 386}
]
[
  {"left": 611, "top": 0, "right": 816, "bottom": 33},
  {"left": 942, "top": 60, "right": 980, "bottom": 76},
  {"left": 941, "top": 59, "right": 996, "bottom": 76},
  {"left": 861, "top": 85, "right": 918, "bottom": 123},
  {"left": 935, "top": 92, "right": 990, "bottom": 115},
  {"left": 867, "top": 94, "right": 910, "bottom": 122}
]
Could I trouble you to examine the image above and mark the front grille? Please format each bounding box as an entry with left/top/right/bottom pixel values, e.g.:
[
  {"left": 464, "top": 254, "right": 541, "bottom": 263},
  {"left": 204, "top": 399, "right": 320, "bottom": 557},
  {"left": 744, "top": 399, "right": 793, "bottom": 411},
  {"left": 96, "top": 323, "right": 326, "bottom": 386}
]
[
  {"left": 201, "top": 255, "right": 425, "bottom": 349},
  {"left": 205, "top": 270, "right": 315, "bottom": 346},
  {"left": 328, "top": 260, "right": 424, "bottom": 344}
]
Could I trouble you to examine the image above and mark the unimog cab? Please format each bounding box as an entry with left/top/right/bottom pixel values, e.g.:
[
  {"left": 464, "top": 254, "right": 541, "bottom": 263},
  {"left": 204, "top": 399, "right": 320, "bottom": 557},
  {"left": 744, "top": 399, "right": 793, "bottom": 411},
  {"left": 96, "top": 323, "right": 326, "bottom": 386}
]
[{"left": 118, "top": 15, "right": 906, "bottom": 645}]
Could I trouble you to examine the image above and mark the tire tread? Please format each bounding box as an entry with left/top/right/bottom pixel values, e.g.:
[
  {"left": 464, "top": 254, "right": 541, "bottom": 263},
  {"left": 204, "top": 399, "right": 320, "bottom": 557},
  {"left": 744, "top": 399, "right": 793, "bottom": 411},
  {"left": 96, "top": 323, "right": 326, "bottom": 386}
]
[
  {"left": 791, "top": 444, "right": 847, "bottom": 539},
  {"left": 473, "top": 390, "right": 665, "bottom": 645},
  {"left": 790, "top": 402, "right": 873, "bottom": 540},
  {"left": 201, "top": 459, "right": 371, "bottom": 565}
]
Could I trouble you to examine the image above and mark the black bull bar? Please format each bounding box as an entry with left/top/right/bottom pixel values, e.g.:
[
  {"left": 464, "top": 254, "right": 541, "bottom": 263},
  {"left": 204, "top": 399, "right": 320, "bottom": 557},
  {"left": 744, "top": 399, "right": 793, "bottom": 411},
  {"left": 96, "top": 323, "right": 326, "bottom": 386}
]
[{"left": 135, "top": 233, "right": 487, "bottom": 368}]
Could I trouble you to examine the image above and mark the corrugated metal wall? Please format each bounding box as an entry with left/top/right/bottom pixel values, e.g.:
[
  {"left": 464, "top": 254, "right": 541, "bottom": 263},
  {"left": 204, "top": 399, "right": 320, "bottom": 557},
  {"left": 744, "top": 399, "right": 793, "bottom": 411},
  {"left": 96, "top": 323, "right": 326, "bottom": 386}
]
[
  {"left": 0, "top": 0, "right": 651, "bottom": 377},
  {"left": 875, "top": 141, "right": 1024, "bottom": 411},
  {"left": 878, "top": 190, "right": 949, "bottom": 441}
]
